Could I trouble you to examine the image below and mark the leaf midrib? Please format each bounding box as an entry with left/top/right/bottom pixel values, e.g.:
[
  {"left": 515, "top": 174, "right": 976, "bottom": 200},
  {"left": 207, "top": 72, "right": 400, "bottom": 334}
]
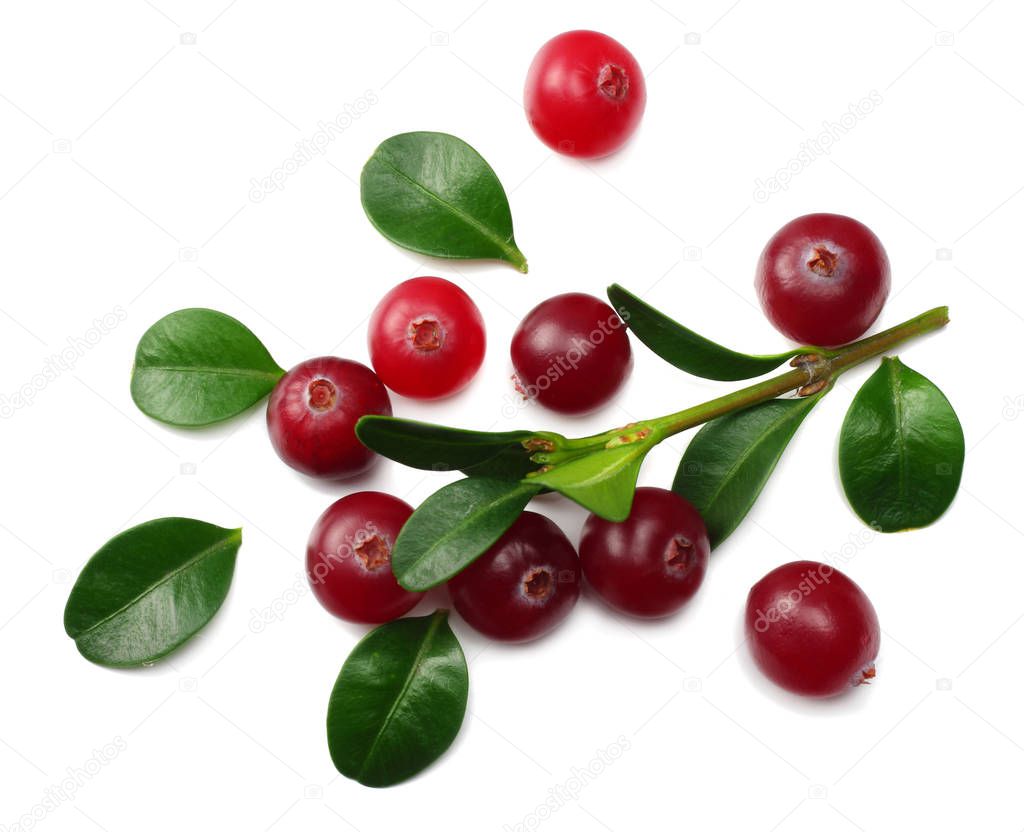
[
  {"left": 887, "top": 360, "right": 909, "bottom": 502},
  {"left": 70, "top": 533, "right": 239, "bottom": 639},
  {"left": 373, "top": 154, "right": 517, "bottom": 260},
  {"left": 136, "top": 364, "right": 282, "bottom": 381},
  {"left": 695, "top": 401, "right": 809, "bottom": 511},
  {"left": 357, "top": 612, "right": 444, "bottom": 781},
  {"left": 399, "top": 484, "right": 537, "bottom": 584}
]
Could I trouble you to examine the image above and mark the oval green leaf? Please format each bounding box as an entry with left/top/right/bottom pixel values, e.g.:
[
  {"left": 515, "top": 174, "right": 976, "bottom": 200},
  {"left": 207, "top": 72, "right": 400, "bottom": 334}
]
[
  {"left": 673, "top": 394, "right": 823, "bottom": 548},
  {"left": 356, "top": 415, "right": 536, "bottom": 479},
  {"left": 361, "top": 132, "right": 527, "bottom": 272},
  {"left": 327, "top": 610, "right": 468, "bottom": 788},
  {"left": 607, "top": 284, "right": 822, "bottom": 381},
  {"left": 131, "top": 308, "right": 285, "bottom": 427},
  {"left": 64, "top": 518, "right": 242, "bottom": 668},
  {"left": 393, "top": 478, "right": 540, "bottom": 591},
  {"left": 839, "top": 357, "right": 963, "bottom": 532},
  {"left": 527, "top": 443, "right": 650, "bottom": 522}
]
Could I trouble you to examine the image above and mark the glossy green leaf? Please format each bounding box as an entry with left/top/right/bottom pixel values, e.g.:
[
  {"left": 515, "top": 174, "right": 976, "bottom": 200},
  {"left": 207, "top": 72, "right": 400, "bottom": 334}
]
[
  {"left": 527, "top": 442, "right": 651, "bottom": 522},
  {"left": 607, "top": 284, "right": 818, "bottom": 381},
  {"left": 327, "top": 610, "right": 468, "bottom": 788},
  {"left": 64, "top": 518, "right": 241, "bottom": 668},
  {"left": 839, "top": 357, "right": 963, "bottom": 532},
  {"left": 392, "top": 478, "right": 540, "bottom": 591},
  {"left": 673, "top": 394, "right": 823, "bottom": 548},
  {"left": 356, "top": 415, "right": 537, "bottom": 479},
  {"left": 131, "top": 308, "right": 285, "bottom": 427},
  {"left": 361, "top": 132, "right": 527, "bottom": 272}
]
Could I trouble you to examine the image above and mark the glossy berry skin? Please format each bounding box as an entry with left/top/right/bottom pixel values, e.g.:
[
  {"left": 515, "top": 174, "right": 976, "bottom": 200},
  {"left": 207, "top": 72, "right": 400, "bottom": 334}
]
[
  {"left": 511, "top": 293, "right": 632, "bottom": 415},
  {"left": 369, "top": 276, "right": 486, "bottom": 400},
  {"left": 448, "top": 512, "right": 581, "bottom": 642},
  {"left": 746, "top": 560, "right": 880, "bottom": 698},
  {"left": 579, "top": 488, "right": 710, "bottom": 618},
  {"left": 524, "top": 30, "right": 646, "bottom": 158},
  {"left": 306, "top": 492, "right": 423, "bottom": 624},
  {"left": 755, "top": 213, "right": 890, "bottom": 347},
  {"left": 266, "top": 357, "right": 391, "bottom": 479}
]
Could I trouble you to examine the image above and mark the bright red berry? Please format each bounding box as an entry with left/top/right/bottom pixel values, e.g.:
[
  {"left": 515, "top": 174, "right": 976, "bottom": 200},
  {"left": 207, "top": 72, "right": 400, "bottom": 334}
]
[
  {"left": 525, "top": 30, "right": 646, "bottom": 158},
  {"left": 755, "top": 213, "right": 891, "bottom": 347},
  {"left": 746, "top": 560, "right": 880, "bottom": 698},
  {"left": 579, "top": 487, "right": 710, "bottom": 618},
  {"left": 448, "top": 512, "right": 581, "bottom": 642},
  {"left": 306, "top": 492, "right": 423, "bottom": 624},
  {"left": 266, "top": 356, "right": 391, "bottom": 479},
  {"left": 369, "top": 276, "right": 486, "bottom": 400},
  {"left": 510, "top": 293, "right": 632, "bottom": 415}
]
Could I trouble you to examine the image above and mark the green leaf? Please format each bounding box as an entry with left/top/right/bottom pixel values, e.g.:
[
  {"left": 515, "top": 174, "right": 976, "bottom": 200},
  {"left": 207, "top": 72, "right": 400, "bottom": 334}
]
[
  {"left": 392, "top": 478, "right": 540, "bottom": 591},
  {"left": 839, "top": 357, "right": 963, "bottom": 532},
  {"left": 527, "top": 442, "right": 650, "bottom": 522},
  {"left": 361, "top": 132, "right": 527, "bottom": 272},
  {"left": 327, "top": 610, "right": 468, "bottom": 788},
  {"left": 131, "top": 308, "right": 285, "bottom": 427},
  {"left": 607, "top": 284, "right": 817, "bottom": 381},
  {"left": 356, "top": 415, "right": 537, "bottom": 479},
  {"left": 64, "top": 518, "right": 241, "bottom": 668},
  {"left": 673, "top": 394, "right": 823, "bottom": 548}
]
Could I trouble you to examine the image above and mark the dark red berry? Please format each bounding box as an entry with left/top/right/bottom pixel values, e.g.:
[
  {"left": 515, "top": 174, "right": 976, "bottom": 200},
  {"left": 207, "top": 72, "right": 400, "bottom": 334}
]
[
  {"left": 266, "top": 356, "right": 391, "bottom": 479},
  {"left": 510, "top": 293, "right": 632, "bottom": 415},
  {"left": 579, "top": 487, "right": 710, "bottom": 618},
  {"left": 306, "top": 491, "right": 423, "bottom": 624},
  {"left": 368, "top": 276, "right": 486, "bottom": 400},
  {"left": 755, "top": 213, "right": 891, "bottom": 347},
  {"left": 448, "top": 511, "right": 581, "bottom": 642},
  {"left": 524, "top": 30, "right": 646, "bottom": 158},
  {"left": 746, "top": 560, "right": 880, "bottom": 698}
]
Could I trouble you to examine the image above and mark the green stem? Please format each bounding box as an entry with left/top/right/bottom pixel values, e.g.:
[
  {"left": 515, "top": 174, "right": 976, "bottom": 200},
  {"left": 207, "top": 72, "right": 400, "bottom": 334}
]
[
  {"left": 548, "top": 306, "right": 949, "bottom": 457},
  {"left": 654, "top": 305, "right": 949, "bottom": 438}
]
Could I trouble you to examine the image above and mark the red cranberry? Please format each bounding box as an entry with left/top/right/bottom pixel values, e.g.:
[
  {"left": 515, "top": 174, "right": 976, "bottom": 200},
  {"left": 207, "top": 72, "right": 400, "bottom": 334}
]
[
  {"left": 510, "top": 293, "right": 632, "bottom": 415},
  {"left": 306, "top": 492, "right": 423, "bottom": 624},
  {"left": 746, "top": 560, "right": 880, "bottom": 698},
  {"left": 266, "top": 357, "right": 391, "bottom": 479},
  {"left": 524, "top": 30, "right": 646, "bottom": 158},
  {"left": 579, "top": 487, "right": 710, "bottom": 618},
  {"left": 755, "top": 213, "right": 891, "bottom": 347},
  {"left": 368, "top": 276, "right": 486, "bottom": 400},
  {"left": 448, "top": 512, "right": 581, "bottom": 642}
]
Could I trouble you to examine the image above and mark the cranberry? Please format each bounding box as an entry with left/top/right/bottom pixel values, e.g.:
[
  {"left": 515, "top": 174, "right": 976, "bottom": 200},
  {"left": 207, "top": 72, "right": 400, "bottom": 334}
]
[
  {"left": 746, "top": 560, "right": 880, "bottom": 698},
  {"left": 368, "top": 276, "right": 486, "bottom": 400},
  {"left": 306, "top": 492, "right": 423, "bottom": 624},
  {"left": 579, "top": 488, "right": 710, "bottom": 618},
  {"left": 266, "top": 356, "right": 391, "bottom": 479},
  {"left": 448, "top": 512, "right": 581, "bottom": 642},
  {"left": 755, "top": 213, "right": 891, "bottom": 347},
  {"left": 524, "top": 30, "right": 646, "bottom": 158},
  {"left": 510, "top": 293, "right": 632, "bottom": 415}
]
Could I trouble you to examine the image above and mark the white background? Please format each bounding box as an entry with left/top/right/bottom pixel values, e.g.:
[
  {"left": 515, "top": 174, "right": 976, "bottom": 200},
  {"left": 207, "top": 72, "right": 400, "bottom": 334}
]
[{"left": 2, "top": 1, "right": 1022, "bottom": 830}]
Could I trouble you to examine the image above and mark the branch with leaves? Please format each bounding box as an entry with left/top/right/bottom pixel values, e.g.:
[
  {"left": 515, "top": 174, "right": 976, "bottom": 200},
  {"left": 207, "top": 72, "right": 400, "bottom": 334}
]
[{"left": 357, "top": 284, "right": 963, "bottom": 592}]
